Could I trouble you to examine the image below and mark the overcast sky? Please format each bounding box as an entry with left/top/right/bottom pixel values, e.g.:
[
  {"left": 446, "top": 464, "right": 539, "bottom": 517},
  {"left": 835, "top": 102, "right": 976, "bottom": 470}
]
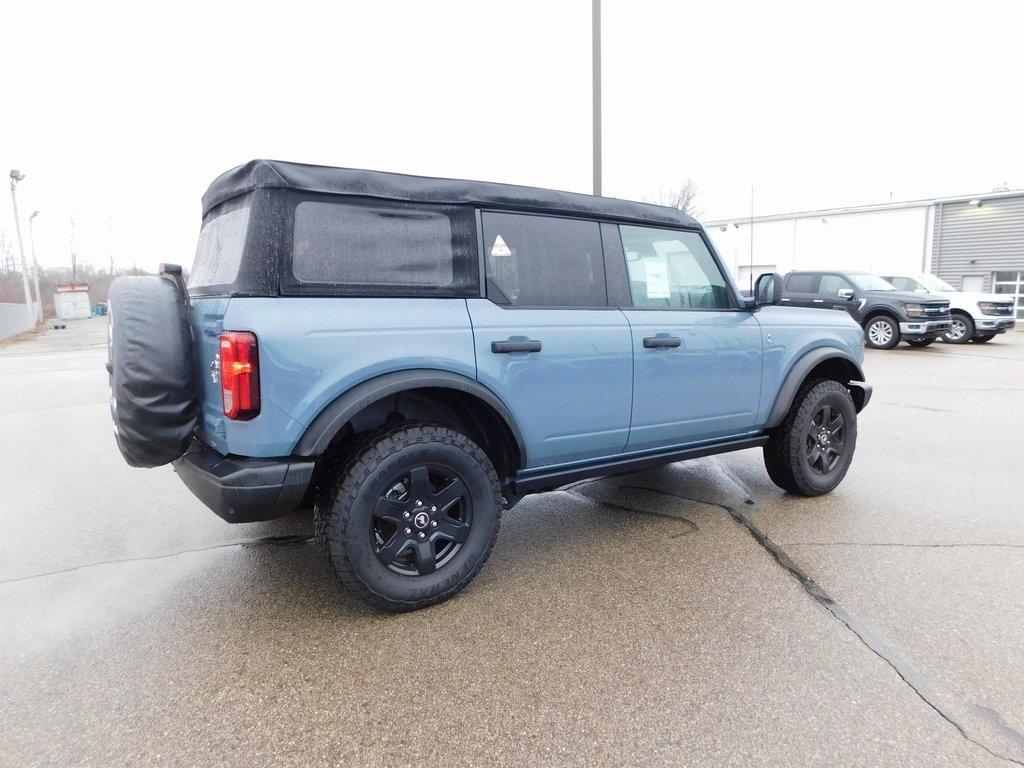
[{"left": 2, "top": 0, "right": 1022, "bottom": 272}]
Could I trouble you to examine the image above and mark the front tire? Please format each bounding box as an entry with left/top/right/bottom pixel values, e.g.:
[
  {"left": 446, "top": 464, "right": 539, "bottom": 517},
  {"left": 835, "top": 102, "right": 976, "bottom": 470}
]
[
  {"left": 764, "top": 380, "right": 858, "bottom": 496},
  {"left": 864, "top": 316, "right": 899, "bottom": 349},
  {"left": 315, "top": 422, "right": 502, "bottom": 612},
  {"left": 943, "top": 314, "right": 974, "bottom": 344}
]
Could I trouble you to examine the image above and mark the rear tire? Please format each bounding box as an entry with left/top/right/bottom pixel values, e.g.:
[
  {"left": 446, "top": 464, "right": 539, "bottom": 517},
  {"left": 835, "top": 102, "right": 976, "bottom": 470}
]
[
  {"left": 972, "top": 334, "right": 996, "bottom": 343},
  {"left": 864, "top": 315, "right": 899, "bottom": 349},
  {"left": 764, "top": 380, "right": 858, "bottom": 497},
  {"left": 943, "top": 313, "right": 974, "bottom": 344},
  {"left": 315, "top": 421, "right": 502, "bottom": 612}
]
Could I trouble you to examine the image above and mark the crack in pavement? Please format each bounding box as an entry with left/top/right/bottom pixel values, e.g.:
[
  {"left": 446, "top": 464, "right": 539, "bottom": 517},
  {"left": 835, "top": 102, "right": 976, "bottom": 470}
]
[
  {"left": 0, "top": 535, "right": 313, "bottom": 586},
  {"left": 569, "top": 471, "right": 1024, "bottom": 766}
]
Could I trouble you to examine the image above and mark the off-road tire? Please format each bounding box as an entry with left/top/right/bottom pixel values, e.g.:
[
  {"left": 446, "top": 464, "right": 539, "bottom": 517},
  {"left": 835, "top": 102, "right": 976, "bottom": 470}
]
[
  {"left": 314, "top": 421, "right": 502, "bottom": 612},
  {"left": 972, "top": 333, "right": 996, "bottom": 343},
  {"left": 763, "top": 380, "right": 858, "bottom": 496},
  {"left": 943, "top": 313, "right": 974, "bottom": 344},
  {"left": 864, "top": 315, "right": 900, "bottom": 349}
]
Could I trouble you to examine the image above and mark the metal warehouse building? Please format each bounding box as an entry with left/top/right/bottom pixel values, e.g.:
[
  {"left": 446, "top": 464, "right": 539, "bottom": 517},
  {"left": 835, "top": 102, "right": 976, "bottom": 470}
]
[{"left": 705, "top": 189, "right": 1024, "bottom": 320}]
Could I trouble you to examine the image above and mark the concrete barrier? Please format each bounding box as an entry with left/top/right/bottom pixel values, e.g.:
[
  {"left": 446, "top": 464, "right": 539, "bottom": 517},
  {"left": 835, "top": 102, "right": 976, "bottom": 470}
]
[{"left": 0, "top": 301, "right": 42, "bottom": 341}]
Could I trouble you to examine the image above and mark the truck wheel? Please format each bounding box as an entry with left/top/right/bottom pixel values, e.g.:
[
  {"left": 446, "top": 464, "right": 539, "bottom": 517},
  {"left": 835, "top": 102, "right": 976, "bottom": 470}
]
[
  {"left": 763, "top": 380, "right": 858, "bottom": 497},
  {"left": 906, "top": 339, "right": 934, "bottom": 347},
  {"left": 943, "top": 314, "right": 974, "bottom": 344},
  {"left": 972, "top": 334, "right": 996, "bottom": 343},
  {"left": 864, "top": 316, "right": 899, "bottom": 349},
  {"left": 315, "top": 422, "right": 502, "bottom": 611}
]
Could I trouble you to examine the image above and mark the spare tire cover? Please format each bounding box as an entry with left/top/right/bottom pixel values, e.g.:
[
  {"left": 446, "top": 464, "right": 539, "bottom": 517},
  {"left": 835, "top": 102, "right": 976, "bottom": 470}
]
[{"left": 108, "top": 276, "right": 197, "bottom": 467}]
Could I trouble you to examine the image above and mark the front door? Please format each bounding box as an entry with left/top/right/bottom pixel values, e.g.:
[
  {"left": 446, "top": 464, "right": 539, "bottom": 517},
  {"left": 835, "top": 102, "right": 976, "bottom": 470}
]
[
  {"left": 469, "top": 212, "right": 633, "bottom": 469},
  {"left": 613, "top": 225, "right": 763, "bottom": 451},
  {"left": 818, "top": 273, "right": 860, "bottom": 321}
]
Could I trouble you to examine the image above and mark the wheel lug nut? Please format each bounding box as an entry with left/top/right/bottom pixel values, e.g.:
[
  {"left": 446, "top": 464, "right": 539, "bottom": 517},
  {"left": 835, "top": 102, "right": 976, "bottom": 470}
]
[
  {"left": 403, "top": 511, "right": 410, "bottom": 519},
  {"left": 431, "top": 521, "right": 438, "bottom": 528},
  {"left": 430, "top": 506, "right": 436, "bottom": 512},
  {"left": 404, "top": 527, "right": 412, "bottom": 535},
  {"left": 418, "top": 532, "right": 426, "bottom": 539},
  {"left": 415, "top": 500, "right": 423, "bottom": 507}
]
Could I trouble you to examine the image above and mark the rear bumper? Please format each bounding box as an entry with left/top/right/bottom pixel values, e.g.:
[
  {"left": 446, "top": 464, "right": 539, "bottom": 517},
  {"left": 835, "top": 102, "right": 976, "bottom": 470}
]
[{"left": 173, "top": 440, "right": 314, "bottom": 523}]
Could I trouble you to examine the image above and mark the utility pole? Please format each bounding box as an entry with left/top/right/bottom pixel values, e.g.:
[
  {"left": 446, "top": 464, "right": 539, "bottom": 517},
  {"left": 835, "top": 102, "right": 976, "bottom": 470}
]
[
  {"left": 592, "top": 0, "right": 602, "bottom": 197},
  {"left": 9, "top": 170, "right": 35, "bottom": 328},
  {"left": 28, "top": 211, "right": 42, "bottom": 321},
  {"left": 69, "top": 215, "right": 77, "bottom": 281}
]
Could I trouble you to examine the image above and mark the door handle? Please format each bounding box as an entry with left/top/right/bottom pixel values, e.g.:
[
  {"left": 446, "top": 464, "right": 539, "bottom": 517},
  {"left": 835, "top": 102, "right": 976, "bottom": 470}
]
[
  {"left": 491, "top": 339, "right": 542, "bottom": 354},
  {"left": 812, "top": 299, "right": 824, "bottom": 303},
  {"left": 643, "top": 335, "right": 681, "bottom": 349}
]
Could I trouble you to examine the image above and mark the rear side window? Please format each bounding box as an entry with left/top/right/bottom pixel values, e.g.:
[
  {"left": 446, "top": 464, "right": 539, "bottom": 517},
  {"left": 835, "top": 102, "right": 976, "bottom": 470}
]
[
  {"left": 482, "top": 212, "right": 606, "bottom": 307},
  {"left": 786, "top": 273, "right": 817, "bottom": 293},
  {"left": 289, "top": 199, "right": 477, "bottom": 297},
  {"left": 189, "top": 206, "right": 250, "bottom": 289}
]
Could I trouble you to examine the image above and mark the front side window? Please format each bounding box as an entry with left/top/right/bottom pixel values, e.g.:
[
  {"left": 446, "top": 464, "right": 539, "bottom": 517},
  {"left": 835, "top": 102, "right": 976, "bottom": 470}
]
[
  {"left": 819, "top": 274, "right": 855, "bottom": 297},
  {"left": 886, "top": 276, "right": 918, "bottom": 292},
  {"left": 293, "top": 200, "right": 454, "bottom": 288},
  {"left": 620, "top": 226, "right": 732, "bottom": 309},
  {"left": 482, "top": 212, "right": 606, "bottom": 307},
  {"left": 189, "top": 206, "right": 250, "bottom": 289}
]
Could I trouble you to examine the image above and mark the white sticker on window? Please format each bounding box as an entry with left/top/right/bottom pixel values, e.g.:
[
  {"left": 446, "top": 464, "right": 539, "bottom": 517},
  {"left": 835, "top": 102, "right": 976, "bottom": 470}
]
[
  {"left": 644, "top": 258, "right": 671, "bottom": 299},
  {"left": 490, "top": 235, "right": 512, "bottom": 258}
]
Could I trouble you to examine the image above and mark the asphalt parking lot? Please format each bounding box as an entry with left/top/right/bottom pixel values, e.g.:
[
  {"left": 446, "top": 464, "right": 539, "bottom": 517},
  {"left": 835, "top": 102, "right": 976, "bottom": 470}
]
[{"left": 2, "top": 319, "right": 1022, "bottom": 767}]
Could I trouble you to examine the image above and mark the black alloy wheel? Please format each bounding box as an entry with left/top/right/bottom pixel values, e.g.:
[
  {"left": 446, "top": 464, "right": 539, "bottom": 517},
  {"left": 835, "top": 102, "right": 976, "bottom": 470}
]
[
  {"left": 372, "top": 464, "right": 472, "bottom": 576},
  {"left": 805, "top": 404, "right": 846, "bottom": 475}
]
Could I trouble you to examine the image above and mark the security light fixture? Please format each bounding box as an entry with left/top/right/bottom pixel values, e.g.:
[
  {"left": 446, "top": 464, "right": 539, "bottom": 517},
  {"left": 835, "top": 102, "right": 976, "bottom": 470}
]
[{"left": 10, "top": 170, "right": 25, "bottom": 182}]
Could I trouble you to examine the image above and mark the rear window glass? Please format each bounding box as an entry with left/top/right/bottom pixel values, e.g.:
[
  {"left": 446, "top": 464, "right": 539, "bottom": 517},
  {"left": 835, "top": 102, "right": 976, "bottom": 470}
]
[
  {"left": 786, "top": 273, "right": 817, "bottom": 292},
  {"left": 482, "top": 212, "right": 606, "bottom": 307},
  {"left": 293, "top": 201, "right": 454, "bottom": 287},
  {"left": 189, "top": 206, "right": 250, "bottom": 288}
]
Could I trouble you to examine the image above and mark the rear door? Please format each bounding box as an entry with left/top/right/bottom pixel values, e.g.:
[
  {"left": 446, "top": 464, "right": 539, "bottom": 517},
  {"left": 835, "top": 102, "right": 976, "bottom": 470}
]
[
  {"left": 782, "top": 272, "right": 821, "bottom": 309},
  {"left": 612, "top": 225, "right": 763, "bottom": 451},
  {"left": 468, "top": 212, "right": 633, "bottom": 469}
]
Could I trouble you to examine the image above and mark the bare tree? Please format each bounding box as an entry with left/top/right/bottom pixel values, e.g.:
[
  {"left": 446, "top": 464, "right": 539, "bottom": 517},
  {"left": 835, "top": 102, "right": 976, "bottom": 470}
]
[{"left": 649, "top": 179, "right": 701, "bottom": 218}]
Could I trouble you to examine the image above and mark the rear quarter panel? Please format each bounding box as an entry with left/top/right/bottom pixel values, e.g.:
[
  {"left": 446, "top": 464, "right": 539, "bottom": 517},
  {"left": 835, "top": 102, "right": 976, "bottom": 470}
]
[
  {"left": 753, "top": 306, "right": 866, "bottom": 427},
  {"left": 220, "top": 297, "right": 477, "bottom": 457}
]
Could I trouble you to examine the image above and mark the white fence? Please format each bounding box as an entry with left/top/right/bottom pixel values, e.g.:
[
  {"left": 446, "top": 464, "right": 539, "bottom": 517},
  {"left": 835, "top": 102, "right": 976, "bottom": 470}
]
[{"left": 0, "top": 301, "right": 42, "bottom": 341}]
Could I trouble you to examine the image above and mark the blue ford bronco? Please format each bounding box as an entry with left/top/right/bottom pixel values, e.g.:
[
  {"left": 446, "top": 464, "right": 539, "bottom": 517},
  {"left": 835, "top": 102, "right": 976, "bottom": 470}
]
[{"left": 107, "top": 160, "right": 872, "bottom": 610}]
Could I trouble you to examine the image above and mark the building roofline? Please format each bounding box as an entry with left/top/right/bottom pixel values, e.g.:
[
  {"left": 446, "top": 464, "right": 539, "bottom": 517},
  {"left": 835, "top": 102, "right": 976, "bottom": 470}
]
[{"left": 702, "top": 188, "right": 1024, "bottom": 227}]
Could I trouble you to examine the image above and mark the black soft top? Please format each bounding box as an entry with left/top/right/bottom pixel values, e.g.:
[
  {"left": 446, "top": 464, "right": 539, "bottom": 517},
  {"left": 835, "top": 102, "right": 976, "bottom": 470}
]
[{"left": 202, "top": 159, "right": 700, "bottom": 229}]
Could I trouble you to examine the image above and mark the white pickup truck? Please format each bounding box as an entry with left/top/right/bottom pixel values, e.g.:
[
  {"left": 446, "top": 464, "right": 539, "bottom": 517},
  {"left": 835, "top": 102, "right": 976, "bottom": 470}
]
[{"left": 882, "top": 273, "right": 1016, "bottom": 344}]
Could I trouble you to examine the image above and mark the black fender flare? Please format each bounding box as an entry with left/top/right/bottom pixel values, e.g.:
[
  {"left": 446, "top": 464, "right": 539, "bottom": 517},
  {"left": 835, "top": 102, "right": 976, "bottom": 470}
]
[
  {"left": 764, "top": 348, "right": 870, "bottom": 429},
  {"left": 291, "top": 369, "right": 527, "bottom": 463}
]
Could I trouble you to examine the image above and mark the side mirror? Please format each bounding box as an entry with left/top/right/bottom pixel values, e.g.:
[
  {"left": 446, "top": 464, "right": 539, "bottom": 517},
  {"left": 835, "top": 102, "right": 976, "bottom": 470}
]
[
  {"left": 754, "top": 272, "right": 783, "bottom": 307},
  {"left": 837, "top": 288, "right": 855, "bottom": 300}
]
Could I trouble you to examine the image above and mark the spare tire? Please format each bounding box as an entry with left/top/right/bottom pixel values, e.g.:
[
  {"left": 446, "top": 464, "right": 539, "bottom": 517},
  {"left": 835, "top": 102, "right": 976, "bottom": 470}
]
[{"left": 108, "top": 275, "right": 197, "bottom": 467}]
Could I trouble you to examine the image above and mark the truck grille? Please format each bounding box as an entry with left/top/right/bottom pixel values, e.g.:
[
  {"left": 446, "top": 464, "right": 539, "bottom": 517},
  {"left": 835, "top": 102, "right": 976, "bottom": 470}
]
[
  {"left": 923, "top": 304, "right": 950, "bottom": 316},
  {"left": 991, "top": 303, "right": 1014, "bottom": 316}
]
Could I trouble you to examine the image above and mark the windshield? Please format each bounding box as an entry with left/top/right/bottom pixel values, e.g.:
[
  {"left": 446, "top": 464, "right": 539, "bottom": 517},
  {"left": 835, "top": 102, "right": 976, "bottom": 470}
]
[
  {"left": 915, "top": 273, "right": 956, "bottom": 292},
  {"left": 849, "top": 273, "right": 898, "bottom": 291}
]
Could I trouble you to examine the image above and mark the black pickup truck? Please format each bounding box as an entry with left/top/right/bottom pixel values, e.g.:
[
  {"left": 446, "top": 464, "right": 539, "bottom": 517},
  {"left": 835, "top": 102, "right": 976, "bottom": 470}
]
[{"left": 782, "top": 271, "right": 952, "bottom": 349}]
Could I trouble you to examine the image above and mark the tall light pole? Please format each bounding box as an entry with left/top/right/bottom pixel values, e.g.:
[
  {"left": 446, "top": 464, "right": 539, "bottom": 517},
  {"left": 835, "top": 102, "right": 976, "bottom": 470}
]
[
  {"left": 9, "top": 170, "right": 36, "bottom": 328},
  {"left": 29, "top": 211, "right": 42, "bottom": 321},
  {"left": 592, "top": 0, "right": 602, "bottom": 197}
]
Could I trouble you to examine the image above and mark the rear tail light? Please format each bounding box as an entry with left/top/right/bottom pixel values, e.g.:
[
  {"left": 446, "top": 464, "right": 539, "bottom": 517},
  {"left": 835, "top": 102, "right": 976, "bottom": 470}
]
[{"left": 219, "top": 331, "right": 260, "bottom": 420}]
